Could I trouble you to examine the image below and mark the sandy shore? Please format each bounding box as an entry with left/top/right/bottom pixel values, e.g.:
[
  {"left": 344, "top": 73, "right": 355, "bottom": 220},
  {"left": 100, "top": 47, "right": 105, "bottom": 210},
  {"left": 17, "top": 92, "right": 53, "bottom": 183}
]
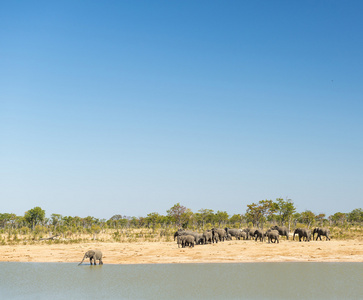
[{"left": 1, "top": 239, "right": 362, "bottom": 264}]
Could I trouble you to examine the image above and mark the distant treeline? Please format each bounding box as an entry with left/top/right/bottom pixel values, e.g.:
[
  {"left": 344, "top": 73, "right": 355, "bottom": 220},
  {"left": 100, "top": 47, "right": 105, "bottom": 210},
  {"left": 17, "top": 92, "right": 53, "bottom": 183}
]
[{"left": 1, "top": 199, "right": 362, "bottom": 235}]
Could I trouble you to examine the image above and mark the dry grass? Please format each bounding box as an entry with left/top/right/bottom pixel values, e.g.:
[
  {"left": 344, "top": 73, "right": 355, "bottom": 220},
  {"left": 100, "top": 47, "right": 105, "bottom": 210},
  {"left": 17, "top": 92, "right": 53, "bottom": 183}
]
[{"left": 1, "top": 226, "right": 362, "bottom": 246}]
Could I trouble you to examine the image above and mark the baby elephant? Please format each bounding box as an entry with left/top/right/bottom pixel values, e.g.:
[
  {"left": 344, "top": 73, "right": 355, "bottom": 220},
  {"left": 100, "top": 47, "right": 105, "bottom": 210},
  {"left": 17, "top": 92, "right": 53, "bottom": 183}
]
[
  {"left": 78, "top": 250, "right": 103, "bottom": 265},
  {"left": 265, "top": 229, "right": 279, "bottom": 243},
  {"left": 178, "top": 235, "right": 195, "bottom": 248}
]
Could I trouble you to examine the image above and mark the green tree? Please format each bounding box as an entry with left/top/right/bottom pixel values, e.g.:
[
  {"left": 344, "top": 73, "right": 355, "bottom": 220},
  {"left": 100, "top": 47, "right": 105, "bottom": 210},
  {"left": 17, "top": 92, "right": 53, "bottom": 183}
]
[
  {"left": 246, "top": 200, "right": 276, "bottom": 228},
  {"left": 330, "top": 212, "right": 346, "bottom": 225},
  {"left": 167, "top": 203, "right": 188, "bottom": 227},
  {"left": 274, "top": 198, "right": 296, "bottom": 230},
  {"left": 300, "top": 210, "right": 315, "bottom": 228},
  {"left": 24, "top": 207, "right": 46, "bottom": 230},
  {"left": 146, "top": 212, "right": 162, "bottom": 227},
  {"left": 195, "top": 209, "right": 214, "bottom": 228},
  {"left": 0, "top": 213, "right": 17, "bottom": 229},
  {"left": 229, "top": 214, "right": 244, "bottom": 226},
  {"left": 347, "top": 208, "right": 363, "bottom": 224},
  {"left": 315, "top": 213, "right": 326, "bottom": 226},
  {"left": 292, "top": 212, "right": 301, "bottom": 227},
  {"left": 215, "top": 211, "right": 229, "bottom": 227},
  {"left": 50, "top": 214, "right": 63, "bottom": 230}
]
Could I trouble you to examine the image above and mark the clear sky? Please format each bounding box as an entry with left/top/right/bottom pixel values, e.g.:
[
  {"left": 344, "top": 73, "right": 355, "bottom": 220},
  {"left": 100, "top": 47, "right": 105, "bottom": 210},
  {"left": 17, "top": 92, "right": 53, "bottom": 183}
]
[{"left": 1, "top": 1, "right": 362, "bottom": 219}]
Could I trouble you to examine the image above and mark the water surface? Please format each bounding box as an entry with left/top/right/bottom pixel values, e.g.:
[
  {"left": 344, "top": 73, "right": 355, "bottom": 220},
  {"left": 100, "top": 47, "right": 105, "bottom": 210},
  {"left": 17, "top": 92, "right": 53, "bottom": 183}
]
[{"left": 0, "top": 262, "right": 362, "bottom": 299}]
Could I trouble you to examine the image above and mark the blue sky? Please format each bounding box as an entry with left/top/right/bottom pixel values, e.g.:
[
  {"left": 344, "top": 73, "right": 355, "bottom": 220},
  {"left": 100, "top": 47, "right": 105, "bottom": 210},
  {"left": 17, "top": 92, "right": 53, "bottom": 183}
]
[{"left": 1, "top": 1, "right": 362, "bottom": 219}]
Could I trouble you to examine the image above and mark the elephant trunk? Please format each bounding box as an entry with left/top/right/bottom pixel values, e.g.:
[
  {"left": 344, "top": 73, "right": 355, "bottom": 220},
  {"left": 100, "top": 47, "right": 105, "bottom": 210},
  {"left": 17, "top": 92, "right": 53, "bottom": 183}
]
[{"left": 78, "top": 254, "right": 87, "bottom": 265}]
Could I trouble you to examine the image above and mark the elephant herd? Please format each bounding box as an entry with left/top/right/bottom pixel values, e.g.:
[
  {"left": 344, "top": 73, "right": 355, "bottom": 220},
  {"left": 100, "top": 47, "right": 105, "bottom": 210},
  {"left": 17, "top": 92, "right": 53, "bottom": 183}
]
[
  {"left": 174, "top": 226, "right": 331, "bottom": 248},
  {"left": 77, "top": 227, "right": 331, "bottom": 265}
]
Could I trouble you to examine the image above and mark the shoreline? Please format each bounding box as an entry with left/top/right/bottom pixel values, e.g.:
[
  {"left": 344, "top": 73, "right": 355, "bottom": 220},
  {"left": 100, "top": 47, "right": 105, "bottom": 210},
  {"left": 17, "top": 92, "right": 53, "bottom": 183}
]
[{"left": 1, "top": 239, "right": 362, "bottom": 264}]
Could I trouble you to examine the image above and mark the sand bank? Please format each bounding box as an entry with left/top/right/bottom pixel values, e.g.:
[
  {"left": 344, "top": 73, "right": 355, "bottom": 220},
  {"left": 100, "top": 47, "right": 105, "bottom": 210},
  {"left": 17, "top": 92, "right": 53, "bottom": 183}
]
[{"left": 1, "top": 239, "right": 362, "bottom": 264}]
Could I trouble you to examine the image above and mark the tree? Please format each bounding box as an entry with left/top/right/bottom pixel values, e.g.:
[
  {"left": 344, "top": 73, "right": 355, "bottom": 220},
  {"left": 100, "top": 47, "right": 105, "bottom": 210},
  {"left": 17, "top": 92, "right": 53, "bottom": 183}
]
[
  {"left": 274, "top": 198, "right": 296, "bottom": 230},
  {"left": 195, "top": 209, "right": 214, "bottom": 228},
  {"left": 0, "top": 213, "right": 16, "bottom": 229},
  {"left": 50, "top": 214, "right": 63, "bottom": 230},
  {"left": 292, "top": 212, "right": 301, "bottom": 227},
  {"left": 229, "top": 214, "right": 244, "bottom": 226},
  {"left": 24, "top": 207, "right": 45, "bottom": 230},
  {"left": 215, "top": 211, "right": 229, "bottom": 227},
  {"left": 300, "top": 210, "right": 315, "bottom": 228},
  {"left": 246, "top": 200, "right": 276, "bottom": 228},
  {"left": 347, "top": 208, "right": 363, "bottom": 224},
  {"left": 330, "top": 212, "right": 346, "bottom": 226},
  {"left": 110, "top": 214, "right": 123, "bottom": 221},
  {"left": 167, "top": 203, "right": 188, "bottom": 227},
  {"left": 146, "top": 212, "right": 162, "bottom": 227},
  {"left": 315, "top": 213, "right": 326, "bottom": 226}
]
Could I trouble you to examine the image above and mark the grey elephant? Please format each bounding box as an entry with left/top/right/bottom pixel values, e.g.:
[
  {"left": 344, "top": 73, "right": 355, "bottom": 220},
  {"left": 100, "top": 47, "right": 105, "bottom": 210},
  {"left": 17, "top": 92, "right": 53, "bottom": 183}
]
[
  {"left": 225, "top": 228, "right": 243, "bottom": 240},
  {"left": 177, "top": 235, "right": 189, "bottom": 248},
  {"left": 313, "top": 227, "right": 331, "bottom": 241},
  {"left": 254, "top": 229, "right": 265, "bottom": 242},
  {"left": 174, "top": 229, "right": 198, "bottom": 243},
  {"left": 265, "top": 229, "right": 279, "bottom": 243},
  {"left": 293, "top": 228, "right": 311, "bottom": 242},
  {"left": 271, "top": 225, "right": 289, "bottom": 240},
  {"left": 195, "top": 233, "right": 205, "bottom": 245},
  {"left": 78, "top": 250, "right": 103, "bottom": 265},
  {"left": 244, "top": 228, "right": 257, "bottom": 240},
  {"left": 240, "top": 231, "right": 248, "bottom": 240},
  {"left": 202, "top": 230, "right": 214, "bottom": 244},
  {"left": 181, "top": 235, "right": 195, "bottom": 248},
  {"left": 212, "top": 228, "right": 227, "bottom": 242},
  {"left": 173, "top": 229, "right": 186, "bottom": 240}
]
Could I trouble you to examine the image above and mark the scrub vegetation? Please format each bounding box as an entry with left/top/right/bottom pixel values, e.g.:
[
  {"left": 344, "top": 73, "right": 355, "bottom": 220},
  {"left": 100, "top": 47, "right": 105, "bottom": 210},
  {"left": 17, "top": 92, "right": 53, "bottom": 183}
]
[{"left": 1, "top": 200, "right": 362, "bottom": 245}]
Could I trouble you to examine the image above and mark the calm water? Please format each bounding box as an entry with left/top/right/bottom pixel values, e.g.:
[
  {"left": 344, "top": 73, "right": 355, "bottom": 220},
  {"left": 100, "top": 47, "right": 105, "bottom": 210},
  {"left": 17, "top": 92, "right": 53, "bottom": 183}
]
[{"left": 0, "top": 262, "right": 362, "bottom": 299}]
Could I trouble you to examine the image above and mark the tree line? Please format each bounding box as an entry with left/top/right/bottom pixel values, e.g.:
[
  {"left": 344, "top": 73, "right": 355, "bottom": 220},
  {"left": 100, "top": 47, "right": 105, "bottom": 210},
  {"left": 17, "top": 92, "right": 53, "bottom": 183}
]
[{"left": 1, "top": 199, "right": 362, "bottom": 235}]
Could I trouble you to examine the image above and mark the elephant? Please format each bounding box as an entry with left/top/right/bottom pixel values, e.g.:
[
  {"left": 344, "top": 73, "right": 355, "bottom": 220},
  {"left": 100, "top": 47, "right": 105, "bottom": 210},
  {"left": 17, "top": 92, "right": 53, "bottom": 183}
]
[
  {"left": 254, "top": 229, "right": 265, "bottom": 242},
  {"left": 293, "top": 228, "right": 311, "bottom": 242},
  {"left": 177, "top": 235, "right": 193, "bottom": 248},
  {"left": 240, "top": 231, "right": 248, "bottom": 240},
  {"left": 225, "top": 228, "right": 243, "bottom": 240},
  {"left": 244, "top": 228, "right": 257, "bottom": 240},
  {"left": 177, "top": 235, "right": 183, "bottom": 248},
  {"left": 180, "top": 235, "right": 195, "bottom": 248},
  {"left": 174, "top": 229, "right": 186, "bottom": 240},
  {"left": 313, "top": 227, "right": 331, "bottom": 241},
  {"left": 212, "top": 228, "right": 227, "bottom": 242},
  {"left": 271, "top": 225, "right": 289, "bottom": 240},
  {"left": 241, "top": 228, "right": 250, "bottom": 239},
  {"left": 78, "top": 250, "right": 103, "bottom": 265},
  {"left": 202, "top": 230, "right": 214, "bottom": 244},
  {"left": 174, "top": 229, "right": 198, "bottom": 243},
  {"left": 265, "top": 229, "right": 279, "bottom": 243},
  {"left": 195, "top": 233, "right": 205, "bottom": 245}
]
